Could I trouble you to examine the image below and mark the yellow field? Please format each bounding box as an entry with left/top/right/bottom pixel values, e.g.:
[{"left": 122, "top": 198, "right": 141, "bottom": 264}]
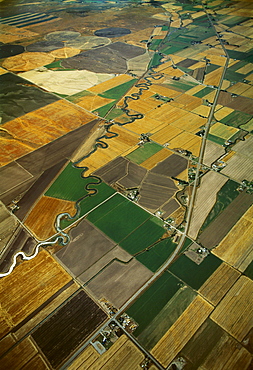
[
  {"left": 200, "top": 334, "right": 252, "bottom": 370},
  {"left": 87, "top": 74, "right": 134, "bottom": 94},
  {"left": 169, "top": 131, "right": 201, "bottom": 151},
  {"left": 69, "top": 334, "right": 154, "bottom": 370},
  {"left": 148, "top": 104, "right": 189, "bottom": 123},
  {"left": 199, "top": 263, "right": 241, "bottom": 306},
  {"left": 0, "top": 67, "right": 7, "bottom": 75},
  {"left": 151, "top": 125, "right": 183, "bottom": 145},
  {"left": 241, "top": 85, "right": 253, "bottom": 98},
  {"left": 123, "top": 116, "right": 166, "bottom": 135},
  {"left": 185, "top": 84, "right": 204, "bottom": 96},
  {"left": 151, "top": 295, "right": 213, "bottom": 367},
  {"left": 78, "top": 125, "right": 138, "bottom": 173},
  {"left": 171, "top": 112, "right": 206, "bottom": 133},
  {"left": 68, "top": 345, "right": 99, "bottom": 370},
  {"left": 198, "top": 53, "right": 227, "bottom": 66},
  {"left": 204, "top": 67, "right": 224, "bottom": 86},
  {"left": 204, "top": 89, "right": 217, "bottom": 103},
  {"left": 184, "top": 136, "right": 202, "bottom": 156},
  {"left": 161, "top": 66, "right": 185, "bottom": 77},
  {"left": 15, "top": 282, "right": 79, "bottom": 340},
  {"left": 127, "top": 97, "right": 160, "bottom": 114},
  {"left": 24, "top": 196, "right": 76, "bottom": 240},
  {"left": 211, "top": 276, "right": 253, "bottom": 342},
  {"left": 171, "top": 94, "right": 202, "bottom": 111},
  {"left": 227, "top": 82, "right": 251, "bottom": 95},
  {"left": 212, "top": 205, "right": 253, "bottom": 272},
  {"left": 0, "top": 337, "right": 38, "bottom": 370},
  {"left": 149, "top": 84, "right": 182, "bottom": 98},
  {"left": 209, "top": 122, "right": 238, "bottom": 139},
  {"left": 214, "top": 106, "right": 234, "bottom": 121},
  {"left": 75, "top": 95, "right": 114, "bottom": 112},
  {"left": 237, "top": 63, "right": 253, "bottom": 74},
  {"left": 0, "top": 334, "right": 15, "bottom": 358},
  {"left": 192, "top": 104, "right": 211, "bottom": 117},
  {"left": 0, "top": 250, "right": 71, "bottom": 334},
  {"left": 141, "top": 148, "right": 173, "bottom": 170},
  {"left": 22, "top": 355, "right": 50, "bottom": 370}
]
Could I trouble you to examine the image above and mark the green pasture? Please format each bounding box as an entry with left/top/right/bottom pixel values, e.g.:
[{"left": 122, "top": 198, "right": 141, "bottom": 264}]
[
  {"left": 136, "top": 237, "right": 177, "bottom": 272},
  {"left": 244, "top": 261, "right": 253, "bottom": 280},
  {"left": 221, "top": 110, "right": 252, "bottom": 128},
  {"left": 126, "top": 142, "right": 162, "bottom": 165},
  {"left": 120, "top": 216, "right": 165, "bottom": 256},
  {"left": 168, "top": 253, "right": 222, "bottom": 290},
  {"left": 138, "top": 286, "right": 196, "bottom": 350},
  {"left": 88, "top": 195, "right": 150, "bottom": 243},
  {"left": 99, "top": 78, "right": 137, "bottom": 100},
  {"left": 126, "top": 271, "right": 182, "bottom": 337},
  {"left": 45, "top": 163, "right": 103, "bottom": 202}
]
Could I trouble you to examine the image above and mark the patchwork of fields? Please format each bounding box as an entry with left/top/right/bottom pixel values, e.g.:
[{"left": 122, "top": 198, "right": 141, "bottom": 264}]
[{"left": 0, "top": 0, "right": 252, "bottom": 369}]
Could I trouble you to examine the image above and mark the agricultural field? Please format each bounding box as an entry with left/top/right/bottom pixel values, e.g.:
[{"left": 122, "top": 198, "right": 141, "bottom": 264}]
[
  {"left": 32, "top": 290, "right": 107, "bottom": 368},
  {"left": 55, "top": 219, "right": 116, "bottom": 278},
  {"left": 198, "top": 262, "right": 241, "bottom": 306},
  {"left": 179, "top": 318, "right": 252, "bottom": 370},
  {"left": 211, "top": 276, "right": 253, "bottom": 343},
  {"left": 199, "top": 179, "right": 240, "bottom": 235},
  {"left": 1, "top": 0, "right": 253, "bottom": 369},
  {"left": 86, "top": 258, "right": 153, "bottom": 308},
  {"left": 136, "top": 237, "right": 177, "bottom": 272},
  {"left": 221, "top": 134, "right": 253, "bottom": 182},
  {"left": 87, "top": 194, "right": 151, "bottom": 244},
  {"left": 151, "top": 295, "right": 214, "bottom": 368},
  {"left": 199, "top": 190, "right": 253, "bottom": 248},
  {"left": 137, "top": 286, "right": 196, "bottom": 350},
  {"left": 188, "top": 171, "right": 228, "bottom": 239},
  {"left": 212, "top": 205, "right": 253, "bottom": 272},
  {"left": 0, "top": 100, "right": 96, "bottom": 166},
  {"left": 126, "top": 271, "right": 183, "bottom": 337},
  {"left": 0, "top": 250, "right": 71, "bottom": 338},
  {"left": 68, "top": 335, "right": 156, "bottom": 370},
  {"left": 168, "top": 252, "right": 222, "bottom": 290}
]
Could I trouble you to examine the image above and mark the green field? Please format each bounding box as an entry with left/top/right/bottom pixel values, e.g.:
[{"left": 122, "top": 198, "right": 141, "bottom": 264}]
[
  {"left": 93, "top": 101, "right": 116, "bottom": 117},
  {"left": 207, "top": 134, "right": 225, "bottom": 146},
  {"left": 224, "top": 70, "right": 246, "bottom": 83},
  {"left": 126, "top": 142, "right": 162, "bottom": 164},
  {"left": 67, "top": 89, "right": 94, "bottom": 103},
  {"left": 164, "top": 79, "right": 198, "bottom": 92},
  {"left": 126, "top": 271, "right": 182, "bottom": 337},
  {"left": 120, "top": 216, "right": 165, "bottom": 255},
  {"left": 136, "top": 237, "right": 177, "bottom": 272},
  {"left": 149, "top": 53, "right": 164, "bottom": 68},
  {"left": 200, "top": 179, "right": 240, "bottom": 233},
  {"left": 45, "top": 163, "right": 102, "bottom": 202},
  {"left": 240, "top": 118, "right": 253, "bottom": 133},
  {"left": 137, "top": 286, "right": 196, "bottom": 350},
  {"left": 99, "top": 78, "right": 137, "bottom": 100},
  {"left": 194, "top": 86, "right": 213, "bottom": 98},
  {"left": 168, "top": 253, "right": 222, "bottom": 290},
  {"left": 87, "top": 193, "right": 125, "bottom": 223},
  {"left": 60, "top": 182, "right": 116, "bottom": 229},
  {"left": 87, "top": 194, "right": 151, "bottom": 243},
  {"left": 221, "top": 110, "right": 252, "bottom": 128},
  {"left": 244, "top": 261, "right": 253, "bottom": 280}
]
